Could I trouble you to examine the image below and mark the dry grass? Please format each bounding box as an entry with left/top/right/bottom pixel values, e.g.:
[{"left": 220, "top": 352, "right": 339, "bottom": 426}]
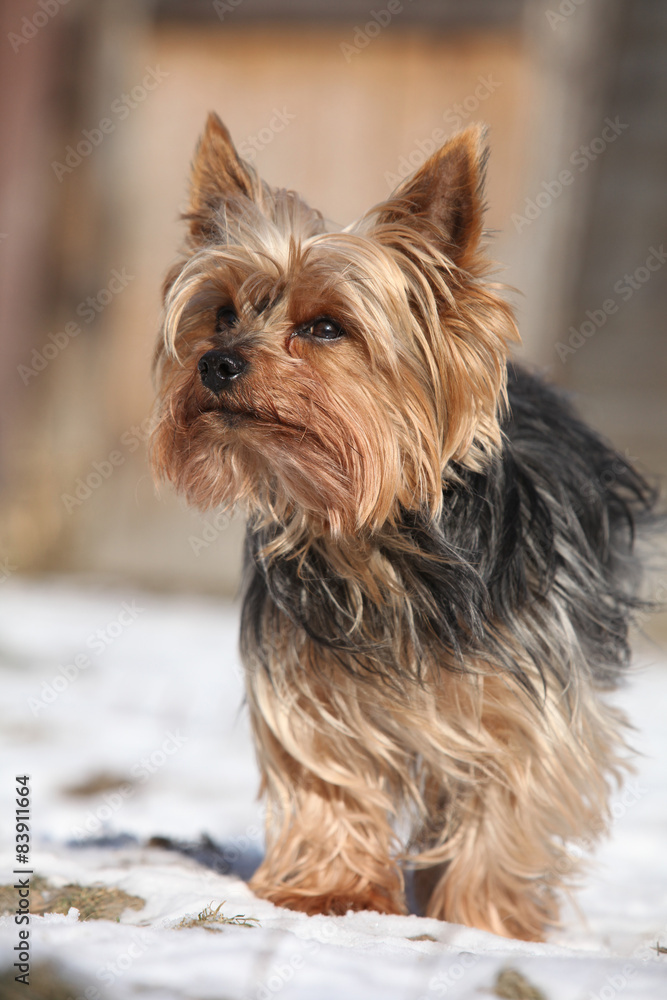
[
  {"left": 0, "top": 875, "right": 144, "bottom": 921},
  {"left": 493, "top": 967, "right": 548, "bottom": 1000},
  {"left": 176, "top": 901, "right": 260, "bottom": 931}
]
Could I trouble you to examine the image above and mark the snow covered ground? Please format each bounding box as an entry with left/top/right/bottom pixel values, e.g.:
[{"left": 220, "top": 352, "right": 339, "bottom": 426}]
[{"left": 1, "top": 576, "right": 666, "bottom": 999}]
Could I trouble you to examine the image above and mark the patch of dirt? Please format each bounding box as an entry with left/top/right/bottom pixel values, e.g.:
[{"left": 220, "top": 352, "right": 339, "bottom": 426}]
[
  {"left": 0, "top": 962, "right": 93, "bottom": 1000},
  {"left": 0, "top": 875, "right": 144, "bottom": 921},
  {"left": 493, "top": 967, "right": 548, "bottom": 1000},
  {"left": 61, "top": 771, "right": 134, "bottom": 797}
]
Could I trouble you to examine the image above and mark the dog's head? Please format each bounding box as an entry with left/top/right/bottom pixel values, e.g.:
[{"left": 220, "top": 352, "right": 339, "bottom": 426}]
[{"left": 151, "top": 113, "right": 517, "bottom": 538}]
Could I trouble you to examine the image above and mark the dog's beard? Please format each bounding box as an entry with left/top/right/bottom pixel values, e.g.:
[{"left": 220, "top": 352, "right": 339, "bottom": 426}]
[{"left": 151, "top": 343, "right": 415, "bottom": 537}]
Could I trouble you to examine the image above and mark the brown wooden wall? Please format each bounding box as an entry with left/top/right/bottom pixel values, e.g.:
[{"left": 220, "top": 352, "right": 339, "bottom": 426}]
[{"left": 0, "top": 0, "right": 664, "bottom": 610}]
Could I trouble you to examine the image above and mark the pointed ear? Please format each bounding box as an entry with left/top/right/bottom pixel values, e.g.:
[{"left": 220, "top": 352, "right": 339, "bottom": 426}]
[
  {"left": 373, "top": 125, "right": 488, "bottom": 266},
  {"left": 186, "top": 113, "right": 255, "bottom": 239}
]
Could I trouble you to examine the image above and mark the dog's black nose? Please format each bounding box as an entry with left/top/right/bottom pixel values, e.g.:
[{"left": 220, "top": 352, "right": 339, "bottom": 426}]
[{"left": 198, "top": 349, "right": 248, "bottom": 392}]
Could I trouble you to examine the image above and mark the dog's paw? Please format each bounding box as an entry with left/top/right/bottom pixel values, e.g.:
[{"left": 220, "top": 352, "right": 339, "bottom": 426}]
[{"left": 250, "top": 881, "right": 405, "bottom": 917}]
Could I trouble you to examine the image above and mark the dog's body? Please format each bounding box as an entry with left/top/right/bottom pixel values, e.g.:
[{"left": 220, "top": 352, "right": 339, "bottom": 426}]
[{"left": 151, "top": 115, "right": 657, "bottom": 940}]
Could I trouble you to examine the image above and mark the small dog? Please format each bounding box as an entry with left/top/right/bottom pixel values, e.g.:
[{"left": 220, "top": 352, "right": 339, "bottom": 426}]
[{"left": 151, "top": 113, "right": 657, "bottom": 940}]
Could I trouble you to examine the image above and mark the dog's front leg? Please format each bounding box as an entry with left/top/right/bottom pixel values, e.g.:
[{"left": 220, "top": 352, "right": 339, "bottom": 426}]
[
  {"left": 246, "top": 671, "right": 405, "bottom": 916},
  {"left": 249, "top": 778, "right": 405, "bottom": 916}
]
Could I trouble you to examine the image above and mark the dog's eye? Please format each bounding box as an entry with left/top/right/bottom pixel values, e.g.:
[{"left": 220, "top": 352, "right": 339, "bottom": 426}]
[
  {"left": 216, "top": 307, "right": 238, "bottom": 330},
  {"left": 308, "top": 317, "right": 345, "bottom": 341}
]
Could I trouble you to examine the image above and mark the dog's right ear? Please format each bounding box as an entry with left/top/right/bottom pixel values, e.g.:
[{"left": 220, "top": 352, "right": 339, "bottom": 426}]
[{"left": 185, "top": 113, "right": 256, "bottom": 241}]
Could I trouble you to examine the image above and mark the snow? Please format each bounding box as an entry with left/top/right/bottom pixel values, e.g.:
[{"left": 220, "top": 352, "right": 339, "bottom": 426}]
[{"left": 1, "top": 576, "right": 666, "bottom": 998}]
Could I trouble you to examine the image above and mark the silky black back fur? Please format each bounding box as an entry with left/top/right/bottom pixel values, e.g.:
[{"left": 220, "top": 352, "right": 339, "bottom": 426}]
[{"left": 242, "top": 366, "right": 657, "bottom": 696}]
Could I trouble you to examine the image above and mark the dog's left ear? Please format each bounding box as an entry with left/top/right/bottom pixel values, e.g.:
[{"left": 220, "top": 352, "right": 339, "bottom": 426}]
[
  {"left": 186, "top": 112, "right": 256, "bottom": 239},
  {"left": 371, "top": 125, "right": 488, "bottom": 268}
]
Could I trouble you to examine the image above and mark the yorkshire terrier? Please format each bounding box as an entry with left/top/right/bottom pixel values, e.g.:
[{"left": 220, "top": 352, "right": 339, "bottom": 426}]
[{"left": 151, "top": 113, "right": 657, "bottom": 940}]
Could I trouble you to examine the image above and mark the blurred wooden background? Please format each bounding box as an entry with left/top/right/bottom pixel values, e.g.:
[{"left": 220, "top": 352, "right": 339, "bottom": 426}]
[{"left": 0, "top": 0, "right": 665, "bottom": 623}]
